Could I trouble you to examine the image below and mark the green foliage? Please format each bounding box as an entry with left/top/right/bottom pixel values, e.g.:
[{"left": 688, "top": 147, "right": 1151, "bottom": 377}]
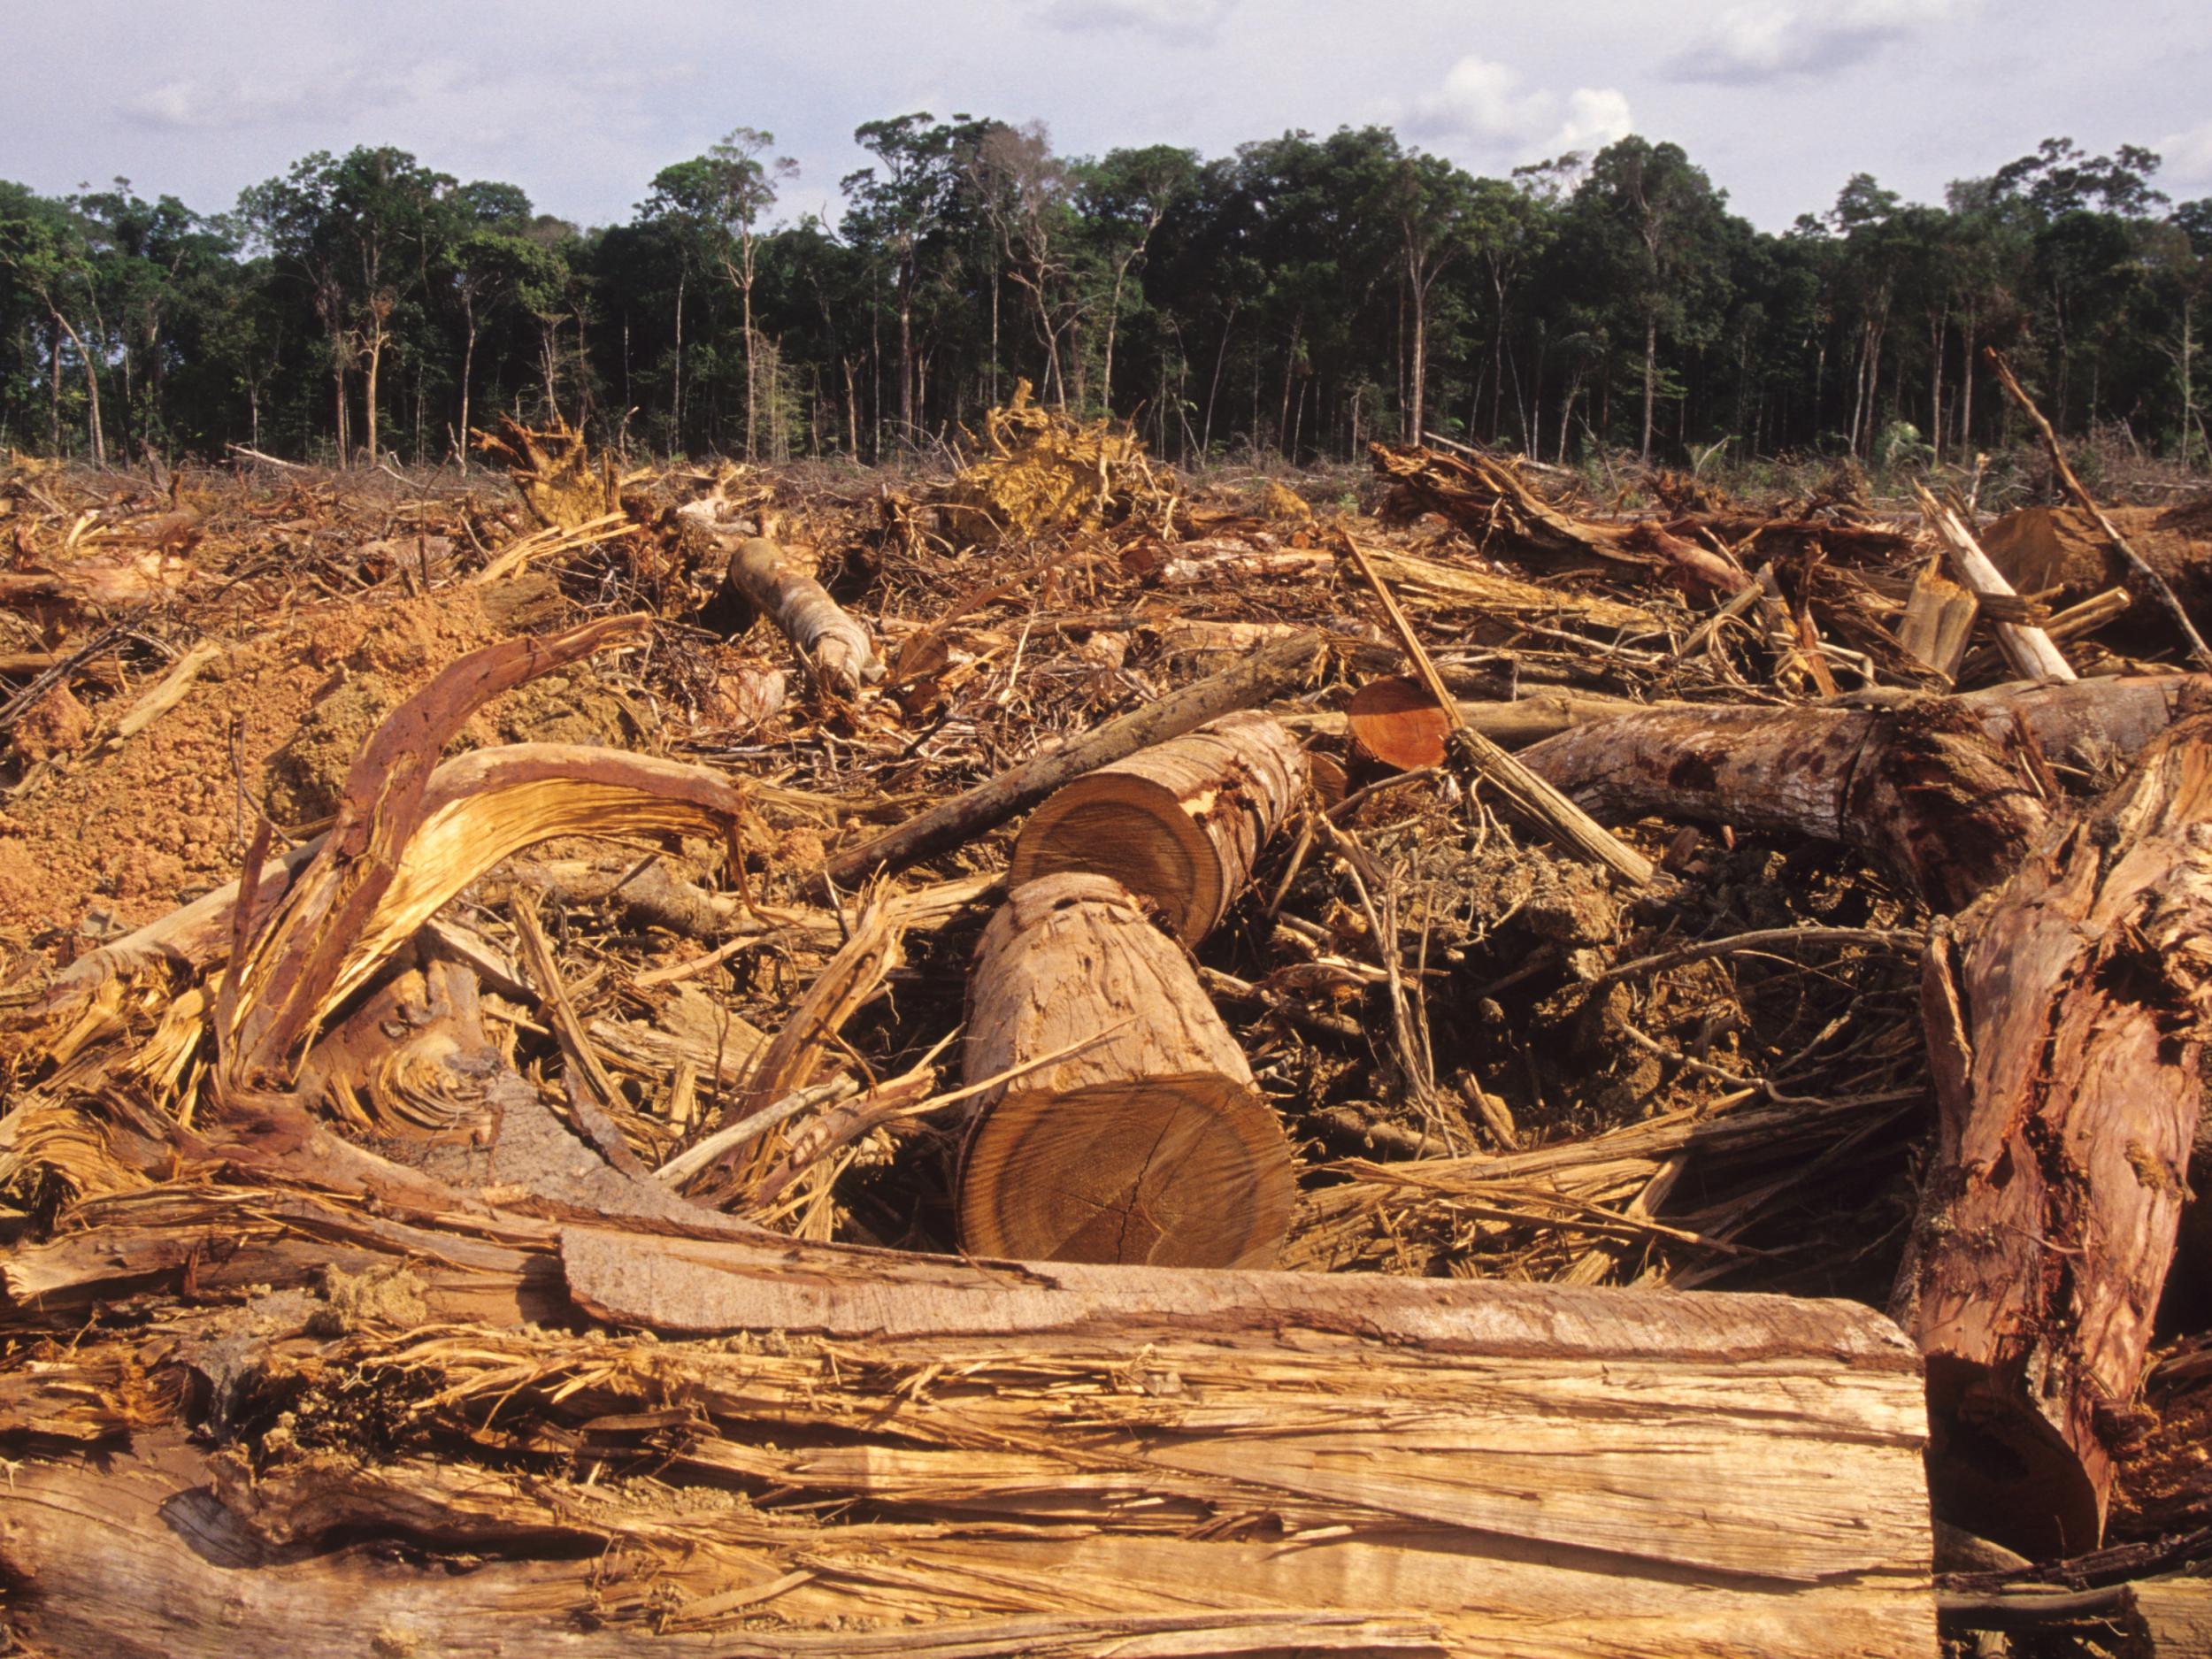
[{"left": 0, "top": 125, "right": 2201, "bottom": 476}]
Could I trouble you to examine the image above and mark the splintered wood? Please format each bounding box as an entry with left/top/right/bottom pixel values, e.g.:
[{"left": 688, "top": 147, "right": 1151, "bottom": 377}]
[{"left": 0, "top": 1197, "right": 1937, "bottom": 1658}]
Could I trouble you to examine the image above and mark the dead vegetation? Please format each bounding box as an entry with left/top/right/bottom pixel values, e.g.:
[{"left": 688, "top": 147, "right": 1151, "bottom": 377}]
[{"left": 4, "top": 397, "right": 2212, "bottom": 1653}]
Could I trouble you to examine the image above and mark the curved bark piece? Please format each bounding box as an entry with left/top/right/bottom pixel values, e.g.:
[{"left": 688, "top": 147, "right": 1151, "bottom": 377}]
[
  {"left": 1520, "top": 702, "right": 2047, "bottom": 910},
  {"left": 719, "top": 535, "right": 880, "bottom": 694},
  {"left": 1892, "top": 713, "right": 2212, "bottom": 1558},
  {"left": 960, "top": 873, "right": 1293, "bottom": 1268},
  {"left": 1009, "top": 710, "right": 1305, "bottom": 941},
  {"left": 224, "top": 740, "right": 745, "bottom": 1090},
  {"left": 221, "top": 615, "right": 649, "bottom": 1080}
]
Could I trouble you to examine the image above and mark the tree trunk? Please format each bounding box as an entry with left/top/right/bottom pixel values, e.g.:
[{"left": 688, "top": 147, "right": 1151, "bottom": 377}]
[
  {"left": 826, "top": 631, "right": 1324, "bottom": 887},
  {"left": 713, "top": 536, "right": 881, "bottom": 695},
  {"left": 1640, "top": 304, "right": 1658, "bottom": 463},
  {"left": 1408, "top": 265, "right": 1428, "bottom": 442},
  {"left": 1519, "top": 701, "right": 2048, "bottom": 910},
  {"left": 0, "top": 1202, "right": 1938, "bottom": 1659},
  {"left": 959, "top": 872, "right": 1294, "bottom": 1266},
  {"left": 1009, "top": 710, "right": 1305, "bottom": 943},
  {"left": 1893, "top": 713, "right": 2212, "bottom": 1558},
  {"left": 458, "top": 303, "right": 476, "bottom": 476},
  {"left": 49, "top": 306, "right": 104, "bottom": 466}
]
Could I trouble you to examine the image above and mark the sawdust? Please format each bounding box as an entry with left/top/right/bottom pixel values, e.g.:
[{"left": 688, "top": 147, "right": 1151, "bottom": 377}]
[{"left": 309, "top": 1263, "right": 430, "bottom": 1337}]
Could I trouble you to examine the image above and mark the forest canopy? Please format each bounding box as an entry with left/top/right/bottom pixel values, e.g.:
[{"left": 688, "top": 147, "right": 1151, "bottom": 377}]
[{"left": 1, "top": 122, "right": 2206, "bottom": 472}]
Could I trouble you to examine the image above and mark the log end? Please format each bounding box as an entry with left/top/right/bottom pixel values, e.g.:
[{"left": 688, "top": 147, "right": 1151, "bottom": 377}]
[
  {"left": 1010, "top": 777, "right": 1224, "bottom": 941},
  {"left": 1924, "top": 1355, "right": 2106, "bottom": 1560},
  {"left": 957, "top": 1072, "right": 1294, "bottom": 1269},
  {"left": 1348, "top": 675, "right": 1451, "bottom": 772}
]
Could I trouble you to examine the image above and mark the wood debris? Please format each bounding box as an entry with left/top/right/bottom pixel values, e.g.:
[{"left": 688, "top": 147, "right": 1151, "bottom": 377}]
[{"left": 4, "top": 420, "right": 2212, "bottom": 1651}]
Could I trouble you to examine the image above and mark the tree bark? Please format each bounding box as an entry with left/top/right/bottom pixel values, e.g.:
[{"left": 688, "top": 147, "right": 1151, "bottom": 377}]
[
  {"left": 1893, "top": 713, "right": 2212, "bottom": 1558},
  {"left": 714, "top": 537, "right": 881, "bottom": 695},
  {"left": 959, "top": 872, "right": 1294, "bottom": 1267},
  {"left": 1009, "top": 710, "right": 1305, "bottom": 941},
  {"left": 824, "top": 630, "right": 1324, "bottom": 887},
  {"left": 1520, "top": 700, "right": 2048, "bottom": 910}
]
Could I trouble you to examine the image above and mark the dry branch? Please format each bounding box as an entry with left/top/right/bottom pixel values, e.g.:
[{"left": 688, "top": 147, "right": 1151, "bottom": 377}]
[{"left": 718, "top": 534, "right": 882, "bottom": 694}]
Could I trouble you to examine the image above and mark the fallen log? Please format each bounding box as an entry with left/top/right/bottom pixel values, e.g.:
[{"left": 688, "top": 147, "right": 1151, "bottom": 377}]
[
  {"left": 1519, "top": 699, "right": 2048, "bottom": 910},
  {"left": 1986, "top": 347, "right": 2212, "bottom": 670},
  {"left": 959, "top": 873, "right": 1294, "bottom": 1266},
  {"left": 717, "top": 534, "right": 881, "bottom": 694},
  {"left": 1893, "top": 712, "right": 2212, "bottom": 1557},
  {"left": 0, "top": 1222, "right": 1940, "bottom": 1659},
  {"left": 1009, "top": 710, "right": 1306, "bottom": 941},
  {"left": 825, "top": 628, "right": 1325, "bottom": 887}
]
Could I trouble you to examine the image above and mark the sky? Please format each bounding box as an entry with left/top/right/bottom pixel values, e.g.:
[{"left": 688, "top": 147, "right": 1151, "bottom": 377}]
[{"left": 3, "top": 0, "right": 2208, "bottom": 234}]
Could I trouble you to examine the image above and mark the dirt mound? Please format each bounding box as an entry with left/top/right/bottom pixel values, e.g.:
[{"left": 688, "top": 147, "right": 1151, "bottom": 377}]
[{"left": 0, "top": 589, "right": 512, "bottom": 935}]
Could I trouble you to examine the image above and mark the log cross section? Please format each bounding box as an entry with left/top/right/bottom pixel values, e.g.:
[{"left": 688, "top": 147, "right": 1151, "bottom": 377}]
[{"left": 1010, "top": 709, "right": 1306, "bottom": 941}]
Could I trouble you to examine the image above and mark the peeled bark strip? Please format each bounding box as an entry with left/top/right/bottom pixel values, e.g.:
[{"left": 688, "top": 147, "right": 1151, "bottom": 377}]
[
  {"left": 718, "top": 535, "right": 881, "bottom": 694},
  {"left": 1009, "top": 710, "right": 1305, "bottom": 941},
  {"left": 1521, "top": 700, "right": 2047, "bottom": 910},
  {"left": 960, "top": 873, "right": 1293, "bottom": 1267},
  {"left": 1892, "top": 714, "right": 2212, "bottom": 1559}
]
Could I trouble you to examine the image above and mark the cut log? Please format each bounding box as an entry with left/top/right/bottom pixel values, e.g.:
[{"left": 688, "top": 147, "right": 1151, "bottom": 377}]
[
  {"left": 0, "top": 1214, "right": 1939, "bottom": 1659},
  {"left": 825, "top": 629, "right": 1325, "bottom": 887},
  {"left": 1008, "top": 710, "right": 1305, "bottom": 941},
  {"left": 959, "top": 873, "right": 1294, "bottom": 1267},
  {"left": 1893, "top": 712, "right": 2212, "bottom": 1558},
  {"left": 718, "top": 535, "right": 881, "bottom": 695},
  {"left": 1520, "top": 700, "right": 2048, "bottom": 910}
]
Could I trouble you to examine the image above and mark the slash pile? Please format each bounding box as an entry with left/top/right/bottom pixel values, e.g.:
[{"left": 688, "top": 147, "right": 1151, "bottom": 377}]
[{"left": 4, "top": 400, "right": 2212, "bottom": 1653}]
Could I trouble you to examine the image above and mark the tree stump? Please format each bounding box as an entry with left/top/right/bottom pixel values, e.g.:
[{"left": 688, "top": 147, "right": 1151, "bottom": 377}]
[
  {"left": 1009, "top": 710, "right": 1306, "bottom": 941},
  {"left": 960, "top": 873, "right": 1293, "bottom": 1267}
]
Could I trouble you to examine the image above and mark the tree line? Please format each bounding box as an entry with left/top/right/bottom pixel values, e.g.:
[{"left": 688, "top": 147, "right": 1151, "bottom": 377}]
[{"left": 2, "top": 120, "right": 2207, "bottom": 472}]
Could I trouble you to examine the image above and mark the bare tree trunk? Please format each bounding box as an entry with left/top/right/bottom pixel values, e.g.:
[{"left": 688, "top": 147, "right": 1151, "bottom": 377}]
[
  {"left": 1640, "top": 304, "right": 1658, "bottom": 463},
  {"left": 457, "top": 305, "right": 476, "bottom": 477}
]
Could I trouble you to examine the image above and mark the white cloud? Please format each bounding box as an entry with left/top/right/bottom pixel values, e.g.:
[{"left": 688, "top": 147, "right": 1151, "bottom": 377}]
[
  {"left": 1668, "top": 0, "right": 1979, "bottom": 84},
  {"left": 1398, "top": 56, "right": 1632, "bottom": 165},
  {"left": 1034, "top": 0, "right": 1238, "bottom": 43},
  {"left": 2162, "top": 119, "right": 2212, "bottom": 191}
]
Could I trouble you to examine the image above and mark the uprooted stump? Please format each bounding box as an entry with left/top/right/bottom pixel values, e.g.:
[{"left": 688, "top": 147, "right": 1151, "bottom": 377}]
[{"left": 1893, "top": 712, "right": 2212, "bottom": 1558}]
